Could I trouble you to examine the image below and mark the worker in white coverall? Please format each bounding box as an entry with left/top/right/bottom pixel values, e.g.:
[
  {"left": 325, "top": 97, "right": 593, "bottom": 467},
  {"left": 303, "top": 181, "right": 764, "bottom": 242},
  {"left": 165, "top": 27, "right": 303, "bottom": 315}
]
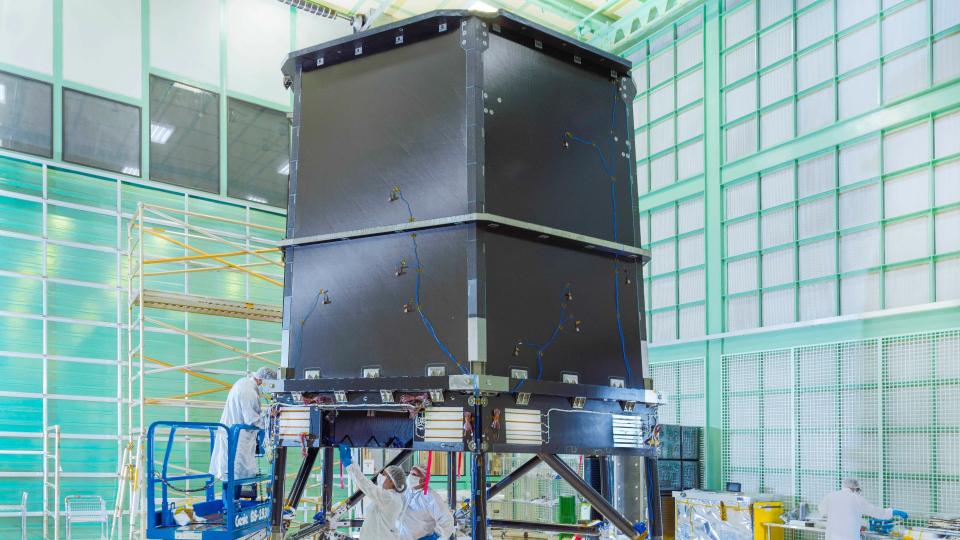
[
  {"left": 339, "top": 444, "right": 407, "bottom": 540},
  {"left": 819, "top": 479, "right": 908, "bottom": 540},
  {"left": 209, "top": 367, "right": 276, "bottom": 481},
  {"left": 398, "top": 464, "right": 455, "bottom": 540}
]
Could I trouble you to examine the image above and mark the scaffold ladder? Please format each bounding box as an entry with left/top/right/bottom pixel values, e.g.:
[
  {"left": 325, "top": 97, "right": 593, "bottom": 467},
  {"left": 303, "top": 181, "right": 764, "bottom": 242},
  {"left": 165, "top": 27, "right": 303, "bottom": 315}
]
[{"left": 43, "top": 425, "right": 61, "bottom": 540}]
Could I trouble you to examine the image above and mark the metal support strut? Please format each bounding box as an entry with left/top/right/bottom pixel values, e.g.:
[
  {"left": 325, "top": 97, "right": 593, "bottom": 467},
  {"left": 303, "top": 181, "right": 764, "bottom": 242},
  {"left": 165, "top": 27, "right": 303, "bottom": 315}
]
[
  {"left": 288, "top": 446, "right": 320, "bottom": 510},
  {"left": 322, "top": 446, "right": 334, "bottom": 511},
  {"left": 488, "top": 519, "right": 602, "bottom": 537},
  {"left": 486, "top": 455, "right": 541, "bottom": 500},
  {"left": 470, "top": 395, "right": 486, "bottom": 540},
  {"left": 270, "top": 446, "right": 288, "bottom": 534},
  {"left": 539, "top": 453, "right": 645, "bottom": 540},
  {"left": 447, "top": 451, "right": 457, "bottom": 510},
  {"left": 470, "top": 452, "right": 487, "bottom": 540}
]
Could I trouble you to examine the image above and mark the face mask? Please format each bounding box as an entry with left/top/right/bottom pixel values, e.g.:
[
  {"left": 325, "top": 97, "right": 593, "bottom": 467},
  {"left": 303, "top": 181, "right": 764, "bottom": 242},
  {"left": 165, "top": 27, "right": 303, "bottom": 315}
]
[
  {"left": 407, "top": 474, "right": 419, "bottom": 488},
  {"left": 377, "top": 475, "right": 386, "bottom": 488}
]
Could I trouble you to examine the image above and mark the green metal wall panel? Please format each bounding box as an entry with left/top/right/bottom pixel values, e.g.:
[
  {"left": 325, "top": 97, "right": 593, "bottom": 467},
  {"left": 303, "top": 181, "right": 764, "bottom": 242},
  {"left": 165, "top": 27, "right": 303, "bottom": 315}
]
[
  {"left": 627, "top": 0, "right": 960, "bottom": 503},
  {"left": 0, "top": 150, "right": 285, "bottom": 538}
]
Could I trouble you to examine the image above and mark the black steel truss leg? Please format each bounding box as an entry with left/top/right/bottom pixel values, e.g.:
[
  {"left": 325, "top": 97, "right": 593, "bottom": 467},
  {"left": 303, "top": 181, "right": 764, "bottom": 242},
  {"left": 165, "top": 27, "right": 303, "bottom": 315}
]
[
  {"left": 599, "top": 455, "right": 613, "bottom": 501},
  {"left": 486, "top": 454, "right": 541, "bottom": 500},
  {"left": 447, "top": 451, "right": 457, "bottom": 510},
  {"left": 487, "top": 519, "right": 602, "bottom": 537},
  {"left": 538, "top": 453, "right": 644, "bottom": 540},
  {"left": 270, "top": 446, "right": 288, "bottom": 534},
  {"left": 321, "top": 446, "right": 334, "bottom": 512},
  {"left": 645, "top": 457, "right": 663, "bottom": 539},
  {"left": 470, "top": 452, "right": 487, "bottom": 540},
  {"left": 287, "top": 446, "right": 319, "bottom": 510}
]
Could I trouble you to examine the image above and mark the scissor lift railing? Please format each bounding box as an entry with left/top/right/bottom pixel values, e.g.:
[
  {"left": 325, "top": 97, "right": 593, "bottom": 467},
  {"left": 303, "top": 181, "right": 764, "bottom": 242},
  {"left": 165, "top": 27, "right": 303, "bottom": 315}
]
[
  {"left": 145, "top": 421, "right": 273, "bottom": 540},
  {"left": 124, "top": 203, "right": 284, "bottom": 540}
]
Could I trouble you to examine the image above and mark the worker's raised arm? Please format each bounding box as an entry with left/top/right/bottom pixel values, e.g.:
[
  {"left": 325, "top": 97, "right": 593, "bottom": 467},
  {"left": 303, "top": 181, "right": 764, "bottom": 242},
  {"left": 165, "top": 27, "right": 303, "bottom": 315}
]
[
  {"left": 339, "top": 445, "right": 396, "bottom": 509},
  {"left": 857, "top": 496, "right": 893, "bottom": 520}
]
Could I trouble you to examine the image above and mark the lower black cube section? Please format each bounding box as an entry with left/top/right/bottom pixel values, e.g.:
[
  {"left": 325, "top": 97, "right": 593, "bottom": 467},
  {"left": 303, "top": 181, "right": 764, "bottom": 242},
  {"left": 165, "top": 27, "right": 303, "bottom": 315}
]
[{"left": 285, "top": 225, "right": 645, "bottom": 388}]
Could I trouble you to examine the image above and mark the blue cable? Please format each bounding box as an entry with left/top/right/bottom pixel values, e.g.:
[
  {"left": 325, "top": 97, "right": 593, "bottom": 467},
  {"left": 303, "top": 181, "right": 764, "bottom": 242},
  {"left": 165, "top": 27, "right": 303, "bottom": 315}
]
[
  {"left": 563, "top": 133, "right": 618, "bottom": 243},
  {"left": 395, "top": 189, "right": 469, "bottom": 375},
  {"left": 561, "top": 85, "right": 634, "bottom": 385},
  {"left": 295, "top": 290, "right": 325, "bottom": 362},
  {"left": 613, "top": 261, "right": 633, "bottom": 383},
  {"left": 511, "top": 286, "right": 575, "bottom": 392}
]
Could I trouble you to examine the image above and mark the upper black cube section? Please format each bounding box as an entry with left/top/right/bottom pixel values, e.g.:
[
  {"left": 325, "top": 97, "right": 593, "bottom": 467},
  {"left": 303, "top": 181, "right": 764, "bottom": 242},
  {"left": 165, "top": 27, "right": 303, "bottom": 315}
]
[{"left": 283, "top": 10, "right": 640, "bottom": 248}]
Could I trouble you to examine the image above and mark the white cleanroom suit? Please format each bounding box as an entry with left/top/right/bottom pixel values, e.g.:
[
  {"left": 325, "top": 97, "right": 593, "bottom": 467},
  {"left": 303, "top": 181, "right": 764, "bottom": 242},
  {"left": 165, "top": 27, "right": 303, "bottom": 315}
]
[
  {"left": 819, "top": 488, "right": 893, "bottom": 540},
  {"left": 345, "top": 463, "right": 405, "bottom": 540},
  {"left": 398, "top": 484, "right": 455, "bottom": 540},
  {"left": 209, "top": 374, "right": 266, "bottom": 481}
]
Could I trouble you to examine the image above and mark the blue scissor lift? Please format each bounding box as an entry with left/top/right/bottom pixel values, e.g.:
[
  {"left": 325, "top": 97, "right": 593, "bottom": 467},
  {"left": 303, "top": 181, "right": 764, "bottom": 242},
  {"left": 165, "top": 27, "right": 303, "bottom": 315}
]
[{"left": 146, "top": 421, "right": 274, "bottom": 540}]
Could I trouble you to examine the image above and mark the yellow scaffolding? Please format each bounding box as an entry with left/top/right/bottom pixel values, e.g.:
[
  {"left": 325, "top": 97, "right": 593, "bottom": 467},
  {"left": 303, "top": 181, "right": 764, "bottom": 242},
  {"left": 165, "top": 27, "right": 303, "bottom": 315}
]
[{"left": 123, "top": 203, "right": 284, "bottom": 539}]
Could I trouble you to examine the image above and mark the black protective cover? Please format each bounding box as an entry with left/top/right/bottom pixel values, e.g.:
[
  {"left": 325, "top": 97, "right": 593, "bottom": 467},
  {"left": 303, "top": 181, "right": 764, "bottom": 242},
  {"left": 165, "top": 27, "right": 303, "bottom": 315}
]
[
  {"left": 287, "top": 227, "right": 643, "bottom": 386},
  {"left": 288, "top": 226, "right": 470, "bottom": 379},
  {"left": 283, "top": 10, "right": 647, "bottom": 389},
  {"left": 287, "top": 12, "right": 638, "bottom": 248},
  {"left": 483, "top": 231, "right": 642, "bottom": 385},
  {"left": 482, "top": 33, "right": 637, "bottom": 245},
  {"left": 293, "top": 31, "right": 469, "bottom": 237}
]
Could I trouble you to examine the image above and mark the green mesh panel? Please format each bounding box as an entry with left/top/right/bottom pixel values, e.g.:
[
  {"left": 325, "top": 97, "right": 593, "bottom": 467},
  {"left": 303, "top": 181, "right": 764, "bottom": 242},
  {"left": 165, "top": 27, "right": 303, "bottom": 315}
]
[
  {"left": 47, "top": 244, "right": 118, "bottom": 286},
  {"left": 0, "top": 196, "right": 42, "bottom": 236},
  {"left": 48, "top": 283, "right": 117, "bottom": 323},
  {"left": 47, "top": 205, "right": 117, "bottom": 248},
  {"left": 0, "top": 157, "right": 43, "bottom": 197},
  {"left": 47, "top": 168, "right": 117, "bottom": 211},
  {"left": 0, "top": 315, "right": 43, "bottom": 354},
  {"left": 47, "top": 321, "right": 118, "bottom": 360},
  {"left": 0, "top": 275, "right": 43, "bottom": 315}
]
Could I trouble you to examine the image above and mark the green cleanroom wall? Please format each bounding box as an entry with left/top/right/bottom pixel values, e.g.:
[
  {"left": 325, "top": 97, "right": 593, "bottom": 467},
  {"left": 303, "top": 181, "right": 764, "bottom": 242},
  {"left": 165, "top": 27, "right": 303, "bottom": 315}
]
[
  {"left": 635, "top": 0, "right": 960, "bottom": 519},
  {"left": 0, "top": 0, "right": 354, "bottom": 537},
  {"left": 0, "top": 0, "right": 959, "bottom": 537}
]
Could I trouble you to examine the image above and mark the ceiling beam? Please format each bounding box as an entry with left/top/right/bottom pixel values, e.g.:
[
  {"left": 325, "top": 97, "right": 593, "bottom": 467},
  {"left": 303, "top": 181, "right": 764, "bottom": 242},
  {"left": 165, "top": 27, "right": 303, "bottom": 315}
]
[
  {"left": 586, "top": 0, "right": 699, "bottom": 51},
  {"left": 524, "top": 0, "right": 616, "bottom": 26},
  {"left": 575, "top": 0, "right": 628, "bottom": 36}
]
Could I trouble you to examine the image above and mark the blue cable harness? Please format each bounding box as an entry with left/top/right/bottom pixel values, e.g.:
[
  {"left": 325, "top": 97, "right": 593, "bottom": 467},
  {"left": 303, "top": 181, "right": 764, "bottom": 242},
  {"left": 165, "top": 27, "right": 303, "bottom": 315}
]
[
  {"left": 554, "top": 83, "right": 634, "bottom": 386},
  {"left": 395, "top": 189, "right": 470, "bottom": 375},
  {"left": 511, "top": 285, "right": 577, "bottom": 392}
]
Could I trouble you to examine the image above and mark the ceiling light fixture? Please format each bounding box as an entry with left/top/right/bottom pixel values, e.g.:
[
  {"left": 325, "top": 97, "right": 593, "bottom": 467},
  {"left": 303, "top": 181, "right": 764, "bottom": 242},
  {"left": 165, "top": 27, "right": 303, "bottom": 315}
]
[
  {"left": 172, "top": 82, "right": 205, "bottom": 94},
  {"left": 468, "top": 0, "right": 498, "bottom": 12},
  {"left": 150, "top": 123, "right": 175, "bottom": 144},
  {"left": 121, "top": 165, "right": 140, "bottom": 176},
  {"left": 277, "top": 0, "right": 348, "bottom": 20}
]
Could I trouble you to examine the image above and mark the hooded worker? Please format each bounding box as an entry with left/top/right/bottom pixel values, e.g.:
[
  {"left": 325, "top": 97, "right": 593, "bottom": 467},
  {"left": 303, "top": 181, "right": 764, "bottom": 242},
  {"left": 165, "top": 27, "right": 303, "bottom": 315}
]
[
  {"left": 339, "top": 444, "right": 407, "bottom": 539},
  {"left": 209, "top": 367, "right": 276, "bottom": 481},
  {"left": 398, "top": 464, "right": 455, "bottom": 540},
  {"left": 818, "top": 479, "right": 908, "bottom": 540}
]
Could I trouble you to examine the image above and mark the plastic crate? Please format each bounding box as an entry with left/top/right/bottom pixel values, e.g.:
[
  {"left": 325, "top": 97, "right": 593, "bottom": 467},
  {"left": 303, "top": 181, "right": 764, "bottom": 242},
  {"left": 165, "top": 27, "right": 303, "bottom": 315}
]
[
  {"left": 657, "top": 459, "right": 682, "bottom": 492},
  {"left": 659, "top": 425, "right": 682, "bottom": 459}
]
